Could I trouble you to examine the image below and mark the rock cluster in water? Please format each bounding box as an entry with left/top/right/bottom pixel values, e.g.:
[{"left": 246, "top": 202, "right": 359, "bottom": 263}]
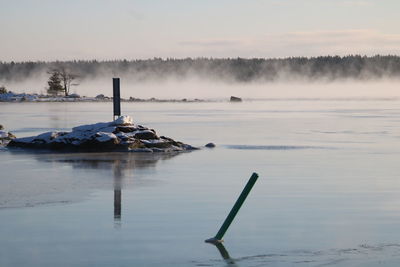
[{"left": 7, "top": 116, "right": 198, "bottom": 152}]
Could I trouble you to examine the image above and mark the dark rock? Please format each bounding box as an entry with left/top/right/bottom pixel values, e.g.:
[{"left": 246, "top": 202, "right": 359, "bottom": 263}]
[
  {"left": 141, "top": 140, "right": 171, "bottom": 149},
  {"left": 131, "top": 148, "right": 153, "bottom": 153},
  {"left": 115, "top": 126, "right": 137, "bottom": 133},
  {"left": 67, "top": 93, "right": 80, "bottom": 98},
  {"left": 134, "top": 130, "right": 158, "bottom": 140},
  {"left": 230, "top": 96, "right": 242, "bottom": 102},
  {"left": 205, "top": 142, "right": 216, "bottom": 148},
  {"left": 181, "top": 144, "right": 200, "bottom": 150},
  {"left": 151, "top": 147, "right": 166, "bottom": 152},
  {"left": 8, "top": 132, "right": 16, "bottom": 139},
  {"left": 0, "top": 125, "right": 3, "bottom": 130},
  {"left": 96, "top": 94, "right": 109, "bottom": 100}
]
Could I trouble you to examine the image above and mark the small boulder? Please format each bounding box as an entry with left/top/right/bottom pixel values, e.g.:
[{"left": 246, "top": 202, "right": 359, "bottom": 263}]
[
  {"left": 230, "top": 96, "right": 242, "bottom": 102},
  {"left": 134, "top": 130, "right": 158, "bottom": 140},
  {"left": 205, "top": 142, "right": 216, "bottom": 148},
  {"left": 67, "top": 93, "right": 80, "bottom": 98}
]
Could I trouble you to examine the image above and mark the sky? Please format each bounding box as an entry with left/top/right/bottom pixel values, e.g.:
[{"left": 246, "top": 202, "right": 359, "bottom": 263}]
[{"left": 1, "top": 0, "right": 400, "bottom": 61}]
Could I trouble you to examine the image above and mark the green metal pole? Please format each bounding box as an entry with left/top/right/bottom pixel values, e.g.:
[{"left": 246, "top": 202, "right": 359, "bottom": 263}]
[{"left": 206, "top": 172, "right": 259, "bottom": 243}]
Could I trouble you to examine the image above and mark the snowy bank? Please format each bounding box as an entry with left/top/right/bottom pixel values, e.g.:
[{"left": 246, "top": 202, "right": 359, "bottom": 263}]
[{"left": 7, "top": 116, "right": 198, "bottom": 152}]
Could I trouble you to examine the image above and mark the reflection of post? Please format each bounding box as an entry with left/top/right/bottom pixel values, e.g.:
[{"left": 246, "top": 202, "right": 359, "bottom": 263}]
[
  {"left": 114, "top": 189, "right": 121, "bottom": 220},
  {"left": 113, "top": 159, "right": 123, "bottom": 227},
  {"left": 210, "top": 242, "right": 238, "bottom": 266}
]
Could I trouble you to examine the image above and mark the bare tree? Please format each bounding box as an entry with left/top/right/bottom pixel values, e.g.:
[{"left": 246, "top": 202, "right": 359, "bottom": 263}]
[{"left": 47, "top": 68, "right": 79, "bottom": 96}]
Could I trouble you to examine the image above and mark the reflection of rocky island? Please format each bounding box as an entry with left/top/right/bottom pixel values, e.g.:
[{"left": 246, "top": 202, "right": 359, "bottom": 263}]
[
  {"left": 43, "top": 151, "right": 179, "bottom": 174},
  {"left": 8, "top": 116, "right": 197, "bottom": 152},
  {"left": 34, "top": 151, "right": 181, "bottom": 224}
]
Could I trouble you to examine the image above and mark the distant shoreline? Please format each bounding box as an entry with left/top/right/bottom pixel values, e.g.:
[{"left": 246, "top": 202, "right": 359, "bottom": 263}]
[{"left": 0, "top": 93, "right": 208, "bottom": 103}]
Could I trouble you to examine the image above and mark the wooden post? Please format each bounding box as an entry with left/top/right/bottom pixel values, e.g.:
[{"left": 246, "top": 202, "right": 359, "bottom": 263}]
[{"left": 113, "top": 78, "right": 121, "bottom": 120}]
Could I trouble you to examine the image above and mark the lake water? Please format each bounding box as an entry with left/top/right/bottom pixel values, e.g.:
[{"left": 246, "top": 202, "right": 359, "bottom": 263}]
[{"left": 1, "top": 98, "right": 400, "bottom": 266}]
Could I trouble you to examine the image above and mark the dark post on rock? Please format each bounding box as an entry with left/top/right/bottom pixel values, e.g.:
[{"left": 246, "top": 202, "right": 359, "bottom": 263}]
[{"left": 113, "top": 78, "right": 121, "bottom": 120}]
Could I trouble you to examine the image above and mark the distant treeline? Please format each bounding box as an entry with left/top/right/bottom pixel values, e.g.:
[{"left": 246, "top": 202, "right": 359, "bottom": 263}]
[{"left": 1, "top": 55, "right": 400, "bottom": 83}]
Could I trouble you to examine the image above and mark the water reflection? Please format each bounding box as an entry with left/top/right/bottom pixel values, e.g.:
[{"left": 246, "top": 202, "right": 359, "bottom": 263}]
[
  {"left": 25, "top": 151, "right": 182, "bottom": 224},
  {"left": 56, "top": 152, "right": 178, "bottom": 224},
  {"left": 42, "top": 152, "right": 180, "bottom": 172},
  {"left": 209, "top": 242, "right": 238, "bottom": 266},
  {"left": 113, "top": 159, "right": 123, "bottom": 225}
]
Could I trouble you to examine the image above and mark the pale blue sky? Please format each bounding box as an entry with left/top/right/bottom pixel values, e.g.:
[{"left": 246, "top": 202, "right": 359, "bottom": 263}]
[{"left": 1, "top": 0, "right": 399, "bottom": 61}]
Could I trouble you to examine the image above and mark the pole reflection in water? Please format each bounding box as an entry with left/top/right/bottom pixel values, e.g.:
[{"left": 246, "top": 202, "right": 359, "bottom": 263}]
[
  {"left": 209, "top": 242, "right": 238, "bottom": 266},
  {"left": 30, "top": 151, "right": 182, "bottom": 227},
  {"left": 114, "top": 190, "right": 121, "bottom": 220},
  {"left": 113, "top": 159, "right": 123, "bottom": 228}
]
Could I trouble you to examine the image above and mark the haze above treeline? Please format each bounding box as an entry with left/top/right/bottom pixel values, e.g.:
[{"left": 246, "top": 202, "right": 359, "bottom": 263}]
[{"left": 1, "top": 55, "right": 400, "bottom": 84}]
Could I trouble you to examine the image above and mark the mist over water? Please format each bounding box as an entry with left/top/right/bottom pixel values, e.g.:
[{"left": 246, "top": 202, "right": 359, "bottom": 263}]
[
  {"left": 2, "top": 56, "right": 400, "bottom": 99},
  {"left": 5, "top": 77, "right": 400, "bottom": 100}
]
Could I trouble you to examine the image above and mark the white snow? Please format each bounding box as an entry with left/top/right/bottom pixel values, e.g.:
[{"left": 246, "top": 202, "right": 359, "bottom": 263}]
[
  {"left": 140, "top": 139, "right": 166, "bottom": 144},
  {"left": 57, "top": 131, "right": 91, "bottom": 142},
  {"left": 34, "top": 131, "right": 59, "bottom": 143},
  {"left": 95, "top": 132, "right": 117, "bottom": 142},
  {"left": 111, "top": 116, "right": 133, "bottom": 126},
  {"left": 72, "top": 122, "right": 110, "bottom": 132},
  {"left": 115, "top": 132, "right": 137, "bottom": 139}
]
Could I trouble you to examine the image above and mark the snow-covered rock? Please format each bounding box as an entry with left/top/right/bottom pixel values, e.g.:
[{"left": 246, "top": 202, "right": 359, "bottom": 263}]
[
  {"left": 7, "top": 116, "right": 198, "bottom": 152},
  {"left": 0, "top": 92, "right": 39, "bottom": 102},
  {"left": 111, "top": 115, "right": 133, "bottom": 126}
]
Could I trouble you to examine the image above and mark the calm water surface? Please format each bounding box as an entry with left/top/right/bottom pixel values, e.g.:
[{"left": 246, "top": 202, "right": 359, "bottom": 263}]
[{"left": 1, "top": 99, "right": 400, "bottom": 266}]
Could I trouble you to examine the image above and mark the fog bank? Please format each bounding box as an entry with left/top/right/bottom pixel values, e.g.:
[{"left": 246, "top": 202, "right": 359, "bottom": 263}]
[{"left": 4, "top": 77, "right": 400, "bottom": 100}]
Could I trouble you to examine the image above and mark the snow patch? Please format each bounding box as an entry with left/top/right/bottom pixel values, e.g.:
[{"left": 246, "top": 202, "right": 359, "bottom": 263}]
[
  {"left": 112, "top": 116, "right": 133, "bottom": 126},
  {"left": 34, "top": 132, "right": 59, "bottom": 143},
  {"left": 95, "top": 132, "right": 117, "bottom": 142},
  {"left": 72, "top": 122, "right": 111, "bottom": 132}
]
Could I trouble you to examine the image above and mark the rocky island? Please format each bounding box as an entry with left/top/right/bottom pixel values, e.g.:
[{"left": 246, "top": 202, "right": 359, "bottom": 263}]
[{"left": 7, "top": 116, "right": 198, "bottom": 152}]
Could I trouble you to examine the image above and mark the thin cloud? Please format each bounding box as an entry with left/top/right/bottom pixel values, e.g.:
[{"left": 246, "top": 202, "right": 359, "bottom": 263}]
[
  {"left": 177, "top": 29, "right": 400, "bottom": 58},
  {"left": 179, "top": 39, "right": 243, "bottom": 47},
  {"left": 340, "top": 0, "right": 373, "bottom": 7}
]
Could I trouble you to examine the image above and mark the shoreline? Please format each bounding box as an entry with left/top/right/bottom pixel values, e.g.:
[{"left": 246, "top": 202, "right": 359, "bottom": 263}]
[{"left": 0, "top": 92, "right": 209, "bottom": 103}]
